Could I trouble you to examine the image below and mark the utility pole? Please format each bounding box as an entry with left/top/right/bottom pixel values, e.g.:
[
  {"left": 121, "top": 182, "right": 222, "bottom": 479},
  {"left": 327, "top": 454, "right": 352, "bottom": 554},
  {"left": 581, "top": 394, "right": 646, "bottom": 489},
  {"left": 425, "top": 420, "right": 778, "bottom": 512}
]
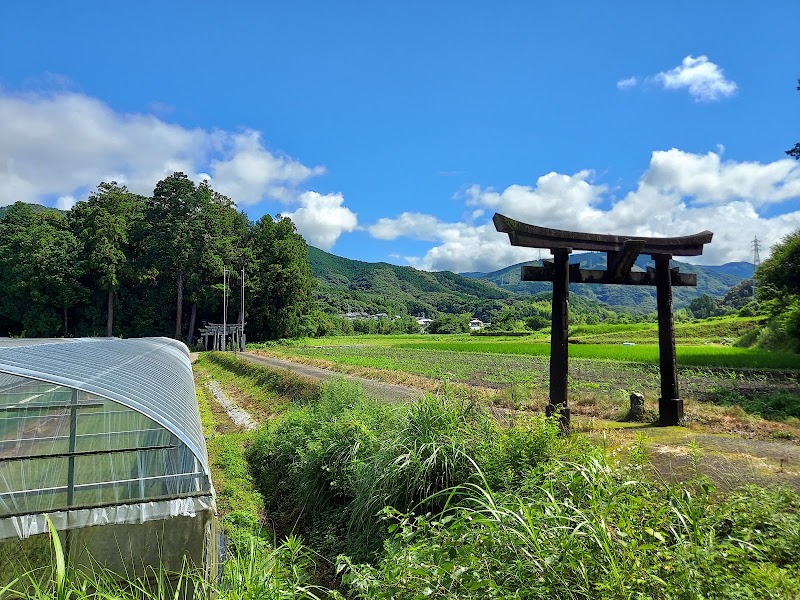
[
  {"left": 223, "top": 267, "right": 229, "bottom": 351},
  {"left": 240, "top": 268, "right": 245, "bottom": 352},
  {"left": 751, "top": 237, "right": 761, "bottom": 297}
]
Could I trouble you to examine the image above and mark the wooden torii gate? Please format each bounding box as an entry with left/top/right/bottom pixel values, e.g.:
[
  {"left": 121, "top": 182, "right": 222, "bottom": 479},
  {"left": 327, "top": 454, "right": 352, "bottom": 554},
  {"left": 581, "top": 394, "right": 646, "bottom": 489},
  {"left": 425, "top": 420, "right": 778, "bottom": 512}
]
[{"left": 494, "top": 213, "right": 713, "bottom": 430}]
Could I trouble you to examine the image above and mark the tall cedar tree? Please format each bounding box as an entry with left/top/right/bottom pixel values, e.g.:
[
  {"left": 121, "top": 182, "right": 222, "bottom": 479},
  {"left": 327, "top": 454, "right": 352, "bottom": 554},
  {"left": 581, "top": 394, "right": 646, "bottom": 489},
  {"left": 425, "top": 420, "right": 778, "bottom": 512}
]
[
  {"left": 249, "top": 215, "right": 315, "bottom": 339},
  {"left": 69, "top": 182, "right": 145, "bottom": 336},
  {"left": 183, "top": 182, "right": 251, "bottom": 344},
  {"left": 145, "top": 173, "right": 203, "bottom": 340}
]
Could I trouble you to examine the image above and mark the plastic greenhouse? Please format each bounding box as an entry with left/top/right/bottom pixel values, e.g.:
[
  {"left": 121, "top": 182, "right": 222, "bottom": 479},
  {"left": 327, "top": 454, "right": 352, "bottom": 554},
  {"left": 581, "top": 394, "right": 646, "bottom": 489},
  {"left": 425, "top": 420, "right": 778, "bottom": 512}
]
[{"left": 0, "top": 337, "right": 216, "bottom": 579}]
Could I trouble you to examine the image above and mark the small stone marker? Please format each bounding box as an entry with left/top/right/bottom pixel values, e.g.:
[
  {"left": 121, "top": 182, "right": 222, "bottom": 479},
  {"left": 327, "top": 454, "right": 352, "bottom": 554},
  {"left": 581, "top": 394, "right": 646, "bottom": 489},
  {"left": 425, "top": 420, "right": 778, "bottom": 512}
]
[{"left": 629, "top": 393, "right": 645, "bottom": 421}]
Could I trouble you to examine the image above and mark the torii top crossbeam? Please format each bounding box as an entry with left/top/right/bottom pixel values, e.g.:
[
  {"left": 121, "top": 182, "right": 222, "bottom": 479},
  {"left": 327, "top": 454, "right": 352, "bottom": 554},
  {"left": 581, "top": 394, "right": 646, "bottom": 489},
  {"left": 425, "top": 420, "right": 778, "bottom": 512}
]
[{"left": 493, "top": 213, "right": 713, "bottom": 256}]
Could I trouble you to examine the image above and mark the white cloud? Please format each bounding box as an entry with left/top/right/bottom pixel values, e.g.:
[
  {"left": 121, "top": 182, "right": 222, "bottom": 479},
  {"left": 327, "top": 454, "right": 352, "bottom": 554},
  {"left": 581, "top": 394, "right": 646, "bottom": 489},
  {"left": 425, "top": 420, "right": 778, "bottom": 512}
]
[
  {"left": 281, "top": 191, "right": 358, "bottom": 250},
  {"left": 368, "top": 212, "right": 442, "bottom": 241},
  {"left": 642, "top": 149, "right": 800, "bottom": 206},
  {"left": 370, "top": 148, "right": 800, "bottom": 271},
  {"left": 652, "top": 55, "right": 737, "bottom": 102},
  {"left": 463, "top": 170, "right": 607, "bottom": 230},
  {"left": 616, "top": 76, "right": 638, "bottom": 90},
  {"left": 56, "top": 195, "right": 77, "bottom": 210},
  {"left": 0, "top": 89, "right": 324, "bottom": 207},
  {"left": 209, "top": 131, "right": 325, "bottom": 205}
]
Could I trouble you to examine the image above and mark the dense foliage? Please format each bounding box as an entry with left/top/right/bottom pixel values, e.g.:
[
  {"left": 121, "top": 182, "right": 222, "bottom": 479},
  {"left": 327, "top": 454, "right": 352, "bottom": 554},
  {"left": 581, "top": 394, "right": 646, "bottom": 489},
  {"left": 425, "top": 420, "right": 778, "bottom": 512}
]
[
  {"left": 756, "top": 228, "right": 800, "bottom": 351},
  {"left": 0, "top": 175, "right": 315, "bottom": 342}
]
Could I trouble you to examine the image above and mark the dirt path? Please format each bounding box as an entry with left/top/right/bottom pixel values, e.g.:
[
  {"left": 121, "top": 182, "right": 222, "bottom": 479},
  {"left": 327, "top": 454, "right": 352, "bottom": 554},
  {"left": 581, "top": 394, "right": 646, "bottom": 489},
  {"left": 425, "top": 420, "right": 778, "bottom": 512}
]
[{"left": 240, "top": 351, "right": 422, "bottom": 403}]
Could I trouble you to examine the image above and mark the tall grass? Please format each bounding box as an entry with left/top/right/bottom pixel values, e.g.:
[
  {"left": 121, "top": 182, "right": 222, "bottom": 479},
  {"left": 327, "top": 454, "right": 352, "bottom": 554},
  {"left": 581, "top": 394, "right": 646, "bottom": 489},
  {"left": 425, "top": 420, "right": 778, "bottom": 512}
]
[
  {"left": 341, "top": 455, "right": 800, "bottom": 599},
  {"left": 1, "top": 522, "right": 340, "bottom": 599},
  {"left": 246, "top": 378, "right": 570, "bottom": 562},
  {"left": 241, "top": 372, "right": 800, "bottom": 598}
]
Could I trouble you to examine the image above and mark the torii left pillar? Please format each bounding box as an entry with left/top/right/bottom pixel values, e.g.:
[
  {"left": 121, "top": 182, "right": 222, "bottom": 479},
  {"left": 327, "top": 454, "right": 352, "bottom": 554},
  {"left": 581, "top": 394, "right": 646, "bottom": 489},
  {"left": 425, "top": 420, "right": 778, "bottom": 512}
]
[
  {"left": 654, "top": 253, "right": 683, "bottom": 425},
  {"left": 546, "top": 248, "right": 571, "bottom": 431}
]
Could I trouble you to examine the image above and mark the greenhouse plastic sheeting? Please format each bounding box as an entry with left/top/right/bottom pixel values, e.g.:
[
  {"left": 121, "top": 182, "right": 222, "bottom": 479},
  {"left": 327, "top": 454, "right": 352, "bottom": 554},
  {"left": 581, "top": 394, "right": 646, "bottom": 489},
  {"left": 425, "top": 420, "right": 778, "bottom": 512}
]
[
  {"left": 0, "top": 495, "right": 214, "bottom": 540},
  {"left": 0, "top": 338, "right": 214, "bottom": 533}
]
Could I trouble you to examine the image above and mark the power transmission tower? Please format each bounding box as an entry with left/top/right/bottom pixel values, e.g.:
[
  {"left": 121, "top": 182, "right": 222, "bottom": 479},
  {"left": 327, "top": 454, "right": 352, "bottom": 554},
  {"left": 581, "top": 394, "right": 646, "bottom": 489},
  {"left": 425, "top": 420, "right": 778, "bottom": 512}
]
[{"left": 751, "top": 237, "right": 761, "bottom": 297}]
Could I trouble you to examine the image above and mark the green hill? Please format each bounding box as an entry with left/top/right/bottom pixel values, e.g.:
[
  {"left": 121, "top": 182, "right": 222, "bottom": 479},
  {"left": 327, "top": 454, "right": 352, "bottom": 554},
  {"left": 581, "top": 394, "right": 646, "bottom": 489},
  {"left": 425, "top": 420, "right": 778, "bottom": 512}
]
[
  {"left": 308, "top": 246, "right": 524, "bottom": 321},
  {"left": 308, "top": 247, "right": 754, "bottom": 321},
  {"left": 0, "top": 202, "right": 64, "bottom": 219}
]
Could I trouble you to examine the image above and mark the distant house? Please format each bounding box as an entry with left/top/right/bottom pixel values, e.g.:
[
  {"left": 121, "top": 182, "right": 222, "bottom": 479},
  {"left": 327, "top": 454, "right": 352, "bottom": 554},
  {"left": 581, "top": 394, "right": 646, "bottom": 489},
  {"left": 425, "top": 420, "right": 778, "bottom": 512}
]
[
  {"left": 417, "top": 317, "right": 433, "bottom": 329},
  {"left": 469, "top": 318, "right": 485, "bottom": 331}
]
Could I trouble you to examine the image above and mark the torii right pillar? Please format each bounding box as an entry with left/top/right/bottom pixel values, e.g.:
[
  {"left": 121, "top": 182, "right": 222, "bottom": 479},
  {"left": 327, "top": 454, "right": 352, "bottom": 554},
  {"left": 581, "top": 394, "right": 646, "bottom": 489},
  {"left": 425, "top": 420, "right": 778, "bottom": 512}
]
[{"left": 654, "top": 253, "right": 683, "bottom": 425}]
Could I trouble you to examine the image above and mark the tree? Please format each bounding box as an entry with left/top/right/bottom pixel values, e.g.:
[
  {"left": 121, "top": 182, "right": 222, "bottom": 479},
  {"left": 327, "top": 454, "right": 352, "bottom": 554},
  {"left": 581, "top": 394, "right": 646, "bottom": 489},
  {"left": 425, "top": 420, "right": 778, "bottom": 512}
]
[
  {"left": 756, "top": 229, "right": 800, "bottom": 351},
  {"left": 145, "top": 173, "right": 203, "bottom": 339},
  {"left": 428, "top": 313, "right": 471, "bottom": 334},
  {"left": 182, "top": 182, "right": 251, "bottom": 344},
  {"left": 69, "top": 182, "right": 145, "bottom": 336},
  {"left": 248, "top": 215, "right": 315, "bottom": 340},
  {"left": 0, "top": 204, "right": 84, "bottom": 336},
  {"left": 757, "top": 229, "right": 800, "bottom": 302},
  {"left": 688, "top": 294, "right": 719, "bottom": 319}
]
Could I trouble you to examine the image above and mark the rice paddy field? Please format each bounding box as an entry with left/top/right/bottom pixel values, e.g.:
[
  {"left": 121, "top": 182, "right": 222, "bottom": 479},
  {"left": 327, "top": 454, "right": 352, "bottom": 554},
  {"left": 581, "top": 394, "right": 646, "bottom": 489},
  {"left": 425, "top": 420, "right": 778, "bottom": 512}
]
[{"left": 253, "top": 317, "right": 800, "bottom": 427}]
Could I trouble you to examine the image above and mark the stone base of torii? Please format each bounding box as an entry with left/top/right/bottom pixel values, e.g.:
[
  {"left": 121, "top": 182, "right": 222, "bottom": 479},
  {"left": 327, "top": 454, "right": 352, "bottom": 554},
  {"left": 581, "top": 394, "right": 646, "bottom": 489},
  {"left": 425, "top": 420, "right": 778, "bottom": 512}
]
[{"left": 494, "top": 214, "right": 713, "bottom": 431}]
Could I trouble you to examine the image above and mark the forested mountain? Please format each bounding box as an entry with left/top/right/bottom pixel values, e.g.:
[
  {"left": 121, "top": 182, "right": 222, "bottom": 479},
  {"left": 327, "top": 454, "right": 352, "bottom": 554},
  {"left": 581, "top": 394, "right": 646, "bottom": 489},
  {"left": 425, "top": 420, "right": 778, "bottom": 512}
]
[
  {"left": 0, "top": 175, "right": 314, "bottom": 342},
  {"left": 0, "top": 203, "right": 63, "bottom": 219},
  {"left": 463, "top": 253, "right": 753, "bottom": 312},
  {"left": 309, "top": 246, "right": 521, "bottom": 321},
  {"left": 308, "top": 246, "right": 754, "bottom": 319}
]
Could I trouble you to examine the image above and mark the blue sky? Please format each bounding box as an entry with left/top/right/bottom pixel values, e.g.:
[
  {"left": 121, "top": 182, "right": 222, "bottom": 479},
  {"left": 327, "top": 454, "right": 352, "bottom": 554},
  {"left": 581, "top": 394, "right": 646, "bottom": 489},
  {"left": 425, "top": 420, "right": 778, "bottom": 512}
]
[{"left": 1, "top": 2, "right": 798, "bottom": 271}]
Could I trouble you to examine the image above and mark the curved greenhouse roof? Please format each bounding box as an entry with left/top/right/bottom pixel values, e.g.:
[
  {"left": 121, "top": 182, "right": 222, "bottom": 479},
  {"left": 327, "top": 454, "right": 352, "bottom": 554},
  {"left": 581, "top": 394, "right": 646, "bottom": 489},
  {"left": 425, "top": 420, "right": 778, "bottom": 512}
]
[{"left": 0, "top": 338, "right": 213, "bottom": 536}]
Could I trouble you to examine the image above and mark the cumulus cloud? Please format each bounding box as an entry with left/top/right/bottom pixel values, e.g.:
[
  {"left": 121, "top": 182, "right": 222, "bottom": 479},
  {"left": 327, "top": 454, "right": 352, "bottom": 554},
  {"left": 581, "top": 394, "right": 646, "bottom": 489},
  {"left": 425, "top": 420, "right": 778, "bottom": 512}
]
[
  {"left": 281, "top": 191, "right": 358, "bottom": 250},
  {"left": 463, "top": 170, "right": 607, "bottom": 230},
  {"left": 209, "top": 131, "right": 325, "bottom": 205},
  {"left": 616, "top": 76, "right": 638, "bottom": 90},
  {"left": 0, "top": 89, "right": 324, "bottom": 207},
  {"left": 652, "top": 55, "right": 737, "bottom": 102},
  {"left": 56, "top": 195, "right": 77, "bottom": 211},
  {"left": 370, "top": 148, "right": 800, "bottom": 271},
  {"left": 368, "top": 212, "right": 443, "bottom": 241}
]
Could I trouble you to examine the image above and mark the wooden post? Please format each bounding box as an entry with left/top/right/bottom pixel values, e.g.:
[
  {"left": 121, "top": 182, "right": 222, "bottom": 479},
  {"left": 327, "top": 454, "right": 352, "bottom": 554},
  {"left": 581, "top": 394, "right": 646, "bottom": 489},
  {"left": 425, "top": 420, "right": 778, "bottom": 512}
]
[
  {"left": 654, "top": 253, "right": 683, "bottom": 425},
  {"left": 547, "top": 248, "right": 571, "bottom": 430}
]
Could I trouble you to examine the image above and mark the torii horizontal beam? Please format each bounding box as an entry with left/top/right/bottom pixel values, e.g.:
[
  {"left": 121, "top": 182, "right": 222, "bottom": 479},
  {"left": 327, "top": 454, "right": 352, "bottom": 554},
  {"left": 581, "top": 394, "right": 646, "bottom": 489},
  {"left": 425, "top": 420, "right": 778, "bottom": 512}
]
[
  {"left": 493, "top": 213, "right": 713, "bottom": 256},
  {"left": 522, "top": 264, "right": 698, "bottom": 286}
]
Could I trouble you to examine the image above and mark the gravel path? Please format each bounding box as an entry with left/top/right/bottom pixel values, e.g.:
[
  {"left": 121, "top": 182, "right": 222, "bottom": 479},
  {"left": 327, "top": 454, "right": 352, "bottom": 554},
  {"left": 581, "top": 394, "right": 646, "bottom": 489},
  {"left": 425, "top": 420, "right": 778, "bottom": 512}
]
[
  {"left": 240, "top": 352, "right": 422, "bottom": 403},
  {"left": 206, "top": 379, "right": 258, "bottom": 430}
]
